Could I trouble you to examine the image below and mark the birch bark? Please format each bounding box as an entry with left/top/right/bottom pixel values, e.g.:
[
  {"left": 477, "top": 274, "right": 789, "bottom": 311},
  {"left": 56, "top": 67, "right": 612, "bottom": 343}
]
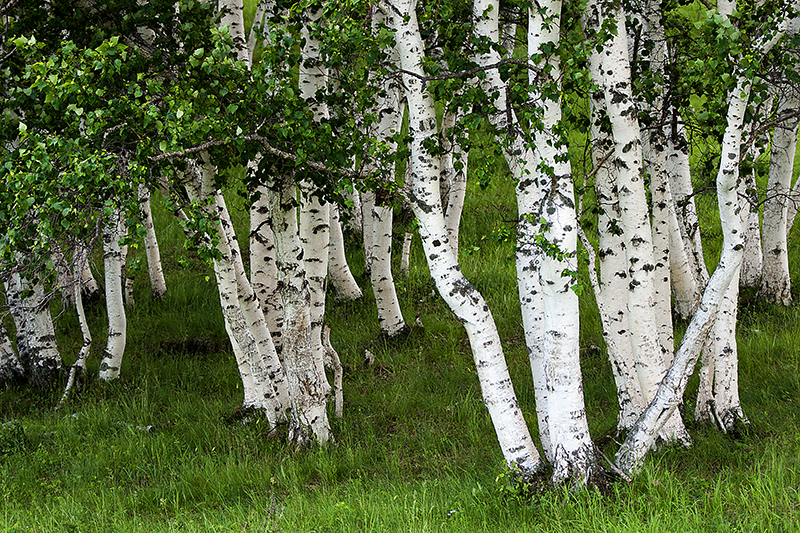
[
  {"left": 267, "top": 170, "right": 332, "bottom": 445},
  {"left": 250, "top": 185, "right": 284, "bottom": 354},
  {"left": 519, "top": 0, "right": 595, "bottom": 482},
  {"left": 384, "top": 0, "right": 544, "bottom": 479},
  {"left": 138, "top": 183, "right": 167, "bottom": 299},
  {"left": 327, "top": 204, "right": 363, "bottom": 301},
  {"left": 0, "top": 322, "right": 25, "bottom": 387},
  {"left": 588, "top": 0, "right": 689, "bottom": 444},
  {"left": 98, "top": 210, "right": 127, "bottom": 381},
  {"left": 616, "top": 3, "right": 798, "bottom": 467},
  {"left": 759, "top": 83, "right": 799, "bottom": 305},
  {"left": 6, "top": 271, "right": 62, "bottom": 388},
  {"left": 587, "top": 47, "right": 646, "bottom": 431}
]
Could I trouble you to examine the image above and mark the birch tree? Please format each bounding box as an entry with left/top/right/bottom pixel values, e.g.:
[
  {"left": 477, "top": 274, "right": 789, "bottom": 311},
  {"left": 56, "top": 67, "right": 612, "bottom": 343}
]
[
  {"left": 759, "top": 80, "right": 800, "bottom": 305},
  {"left": 382, "top": 0, "right": 545, "bottom": 479},
  {"left": 617, "top": 0, "right": 800, "bottom": 473},
  {"left": 517, "top": 0, "right": 596, "bottom": 482}
]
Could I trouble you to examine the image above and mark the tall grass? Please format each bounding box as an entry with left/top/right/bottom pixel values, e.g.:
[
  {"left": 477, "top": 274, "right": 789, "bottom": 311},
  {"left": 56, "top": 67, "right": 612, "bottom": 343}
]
[{"left": 0, "top": 166, "right": 799, "bottom": 532}]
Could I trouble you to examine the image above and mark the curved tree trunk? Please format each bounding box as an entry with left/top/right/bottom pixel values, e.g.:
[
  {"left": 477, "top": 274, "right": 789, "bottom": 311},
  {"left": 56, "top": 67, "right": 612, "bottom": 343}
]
[
  {"left": 138, "top": 183, "right": 167, "bottom": 299},
  {"left": 327, "top": 204, "right": 363, "bottom": 301},
  {"left": 386, "top": 0, "right": 545, "bottom": 479}
]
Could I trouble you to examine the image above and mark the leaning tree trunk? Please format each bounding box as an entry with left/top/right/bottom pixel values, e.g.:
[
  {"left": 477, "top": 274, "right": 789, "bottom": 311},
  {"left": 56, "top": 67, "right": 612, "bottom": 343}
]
[
  {"left": 385, "top": 0, "right": 545, "bottom": 479},
  {"left": 138, "top": 183, "right": 167, "bottom": 299},
  {"left": 364, "top": 21, "right": 408, "bottom": 337},
  {"left": 327, "top": 204, "right": 363, "bottom": 301},
  {"left": 617, "top": 74, "right": 754, "bottom": 474}
]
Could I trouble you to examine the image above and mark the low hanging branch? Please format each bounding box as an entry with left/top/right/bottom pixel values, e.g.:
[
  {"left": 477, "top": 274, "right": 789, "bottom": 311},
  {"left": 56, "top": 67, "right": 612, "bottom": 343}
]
[{"left": 397, "top": 57, "right": 543, "bottom": 83}]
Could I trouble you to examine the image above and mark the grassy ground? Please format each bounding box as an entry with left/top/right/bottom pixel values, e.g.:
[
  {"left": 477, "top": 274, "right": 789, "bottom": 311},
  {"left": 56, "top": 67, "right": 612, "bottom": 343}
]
[{"left": 1, "top": 170, "right": 799, "bottom": 532}]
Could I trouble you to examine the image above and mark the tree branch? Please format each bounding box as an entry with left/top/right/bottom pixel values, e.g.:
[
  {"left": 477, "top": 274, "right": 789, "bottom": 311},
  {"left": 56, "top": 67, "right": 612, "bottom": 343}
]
[{"left": 398, "top": 58, "right": 542, "bottom": 83}]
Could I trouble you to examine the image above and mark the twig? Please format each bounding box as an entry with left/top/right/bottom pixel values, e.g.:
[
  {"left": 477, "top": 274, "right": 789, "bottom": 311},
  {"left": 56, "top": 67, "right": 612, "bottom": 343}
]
[
  {"left": 397, "top": 58, "right": 542, "bottom": 83},
  {"left": 594, "top": 444, "right": 632, "bottom": 483}
]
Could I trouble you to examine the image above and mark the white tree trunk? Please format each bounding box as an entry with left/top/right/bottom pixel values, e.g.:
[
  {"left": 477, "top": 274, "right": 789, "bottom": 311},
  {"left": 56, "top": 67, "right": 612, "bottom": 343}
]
[
  {"left": 634, "top": 5, "right": 676, "bottom": 366},
  {"left": 327, "top": 204, "right": 363, "bottom": 301},
  {"left": 99, "top": 211, "right": 127, "bottom": 381},
  {"left": 615, "top": 25, "right": 791, "bottom": 468},
  {"left": 586, "top": 46, "right": 647, "bottom": 432},
  {"left": 739, "top": 171, "right": 763, "bottom": 289},
  {"left": 709, "top": 268, "right": 748, "bottom": 432},
  {"left": 371, "top": 200, "right": 408, "bottom": 337},
  {"left": 441, "top": 107, "right": 467, "bottom": 259},
  {"left": 514, "top": 0, "right": 595, "bottom": 483},
  {"left": 385, "top": 0, "right": 545, "bottom": 479},
  {"left": 361, "top": 190, "right": 376, "bottom": 275},
  {"left": 58, "top": 254, "right": 94, "bottom": 408},
  {"left": 759, "top": 84, "right": 799, "bottom": 305},
  {"left": 785, "top": 174, "right": 800, "bottom": 234},
  {"left": 667, "top": 123, "right": 709, "bottom": 311},
  {"left": 364, "top": 28, "right": 408, "bottom": 336},
  {"left": 590, "top": 0, "right": 688, "bottom": 444},
  {"left": 0, "top": 322, "right": 24, "bottom": 387},
  {"left": 250, "top": 184, "right": 284, "bottom": 355},
  {"left": 298, "top": 6, "right": 338, "bottom": 411},
  {"left": 184, "top": 163, "right": 289, "bottom": 424},
  {"left": 268, "top": 171, "right": 332, "bottom": 445},
  {"left": 138, "top": 183, "right": 167, "bottom": 299},
  {"left": 218, "top": 0, "right": 249, "bottom": 66},
  {"left": 6, "top": 271, "right": 63, "bottom": 388},
  {"left": 79, "top": 255, "right": 101, "bottom": 300}
]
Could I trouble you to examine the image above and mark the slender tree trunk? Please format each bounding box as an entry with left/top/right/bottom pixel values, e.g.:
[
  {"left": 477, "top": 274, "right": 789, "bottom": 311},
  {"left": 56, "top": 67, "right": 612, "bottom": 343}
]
[
  {"left": 514, "top": 0, "right": 595, "bottom": 483},
  {"left": 385, "top": 0, "right": 545, "bottom": 479},
  {"left": 361, "top": 190, "right": 376, "bottom": 276},
  {"left": 138, "top": 183, "right": 167, "bottom": 299},
  {"left": 327, "top": 204, "right": 363, "bottom": 301},
  {"left": 668, "top": 123, "right": 709, "bottom": 312},
  {"left": 57, "top": 252, "right": 93, "bottom": 408},
  {"left": 364, "top": 26, "right": 408, "bottom": 336},
  {"left": 184, "top": 163, "right": 289, "bottom": 424},
  {"left": 589, "top": 0, "right": 689, "bottom": 444},
  {"left": 615, "top": 6, "right": 795, "bottom": 464},
  {"left": 98, "top": 211, "right": 127, "bottom": 381},
  {"left": 759, "top": 83, "right": 799, "bottom": 305},
  {"left": 441, "top": 107, "right": 467, "bottom": 259}
]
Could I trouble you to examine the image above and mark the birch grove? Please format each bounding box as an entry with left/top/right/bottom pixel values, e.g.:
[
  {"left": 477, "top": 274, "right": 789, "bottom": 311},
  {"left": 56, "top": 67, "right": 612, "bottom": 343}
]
[{"left": 1, "top": 0, "right": 799, "bottom": 487}]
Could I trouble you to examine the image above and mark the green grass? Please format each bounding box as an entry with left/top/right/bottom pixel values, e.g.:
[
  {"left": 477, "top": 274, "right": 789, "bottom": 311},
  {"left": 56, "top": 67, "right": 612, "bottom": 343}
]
[{"left": 1, "top": 170, "right": 799, "bottom": 532}]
